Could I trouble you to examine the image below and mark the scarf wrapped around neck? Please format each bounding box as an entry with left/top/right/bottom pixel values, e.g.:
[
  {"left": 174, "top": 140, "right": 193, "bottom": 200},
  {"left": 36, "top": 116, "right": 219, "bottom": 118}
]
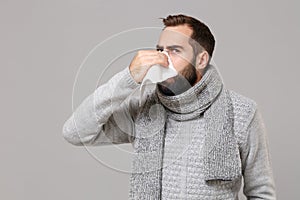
[{"left": 129, "top": 64, "right": 241, "bottom": 199}]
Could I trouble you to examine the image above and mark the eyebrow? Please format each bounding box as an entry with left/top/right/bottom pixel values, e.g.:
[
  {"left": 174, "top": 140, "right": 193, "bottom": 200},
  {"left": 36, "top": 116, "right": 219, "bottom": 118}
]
[{"left": 156, "top": 45, "right": 184, "bottom": 50}]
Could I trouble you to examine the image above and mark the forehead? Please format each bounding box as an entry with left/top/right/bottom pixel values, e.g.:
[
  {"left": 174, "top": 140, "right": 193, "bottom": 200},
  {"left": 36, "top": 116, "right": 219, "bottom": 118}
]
[{"left": 158, "top": 24, "right": 193, "bottom": 47}]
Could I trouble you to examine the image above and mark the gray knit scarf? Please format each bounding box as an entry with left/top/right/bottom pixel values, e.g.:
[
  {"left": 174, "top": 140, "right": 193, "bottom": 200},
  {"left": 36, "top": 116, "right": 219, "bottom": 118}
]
[{"left": 129, "top": 64, "right": 241, "bottom": 200}]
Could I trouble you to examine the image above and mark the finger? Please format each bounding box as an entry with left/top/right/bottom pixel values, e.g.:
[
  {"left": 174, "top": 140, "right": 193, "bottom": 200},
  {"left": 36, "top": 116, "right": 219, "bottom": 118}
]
[
  {"left": 136, "top": 49, "right": 161, "bottom": 57},
  {"left": 142, "top": 55, "right": 169, "bottom": 67},
  {"left": 157, "top": 52, "right": 169, "bottom": 67}
]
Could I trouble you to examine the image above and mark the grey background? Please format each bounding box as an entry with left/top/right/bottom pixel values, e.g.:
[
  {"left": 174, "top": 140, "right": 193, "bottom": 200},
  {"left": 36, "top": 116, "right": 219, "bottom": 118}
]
[{"left": 1, "top": 0, "right": 299, "bottom": 199}]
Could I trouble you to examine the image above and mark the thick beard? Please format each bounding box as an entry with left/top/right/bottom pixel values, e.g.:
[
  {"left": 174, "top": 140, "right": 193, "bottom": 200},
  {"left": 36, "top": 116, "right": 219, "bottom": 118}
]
[{"left": 157, "top": 60, "right": 198, "bottom": 96}]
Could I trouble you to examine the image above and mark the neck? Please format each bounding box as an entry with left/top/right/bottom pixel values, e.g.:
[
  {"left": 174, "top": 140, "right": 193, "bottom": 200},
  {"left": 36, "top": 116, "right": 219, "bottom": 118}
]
[{"left": 194, "top": 69, "right": 203, "bottom": 86}]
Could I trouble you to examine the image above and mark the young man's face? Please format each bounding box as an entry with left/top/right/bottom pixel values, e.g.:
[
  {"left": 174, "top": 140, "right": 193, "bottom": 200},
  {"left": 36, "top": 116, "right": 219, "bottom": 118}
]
[{"left": 156, "top": 24, "right": 200, "bottom": 95}]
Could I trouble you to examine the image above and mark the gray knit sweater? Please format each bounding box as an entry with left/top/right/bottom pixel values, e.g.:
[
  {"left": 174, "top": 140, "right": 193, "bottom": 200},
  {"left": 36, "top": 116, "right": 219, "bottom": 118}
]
[{"left": 62, "top": 67, "right": 276, "bottom": 199}]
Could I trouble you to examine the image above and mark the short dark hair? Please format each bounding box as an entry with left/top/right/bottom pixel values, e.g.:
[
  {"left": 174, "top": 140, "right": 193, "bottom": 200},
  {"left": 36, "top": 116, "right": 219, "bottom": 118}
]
[{"left": 161, "top": 14, "right": 215, "bottom": 59}]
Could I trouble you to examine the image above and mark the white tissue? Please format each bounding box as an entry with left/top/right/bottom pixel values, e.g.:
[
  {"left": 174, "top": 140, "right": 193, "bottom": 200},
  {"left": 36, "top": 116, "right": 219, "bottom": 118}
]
[
  {"left": 140, "top": 51, "right": 177, "bottom": 89},
  {"left": 138, "top": 51, "right": 177, "bottom": 105}
]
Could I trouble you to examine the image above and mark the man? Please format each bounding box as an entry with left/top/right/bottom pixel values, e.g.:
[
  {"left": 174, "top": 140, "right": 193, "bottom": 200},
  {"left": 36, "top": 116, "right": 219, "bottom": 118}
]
[{"left": 63, "top": 14, "right": 276, "bottom": 199}]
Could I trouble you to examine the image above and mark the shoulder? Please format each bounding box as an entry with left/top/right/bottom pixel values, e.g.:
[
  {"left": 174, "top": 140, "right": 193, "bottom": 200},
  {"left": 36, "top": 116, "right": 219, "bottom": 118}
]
[{"left": 227, "top": 89, "right": 258, "bottom": 142}]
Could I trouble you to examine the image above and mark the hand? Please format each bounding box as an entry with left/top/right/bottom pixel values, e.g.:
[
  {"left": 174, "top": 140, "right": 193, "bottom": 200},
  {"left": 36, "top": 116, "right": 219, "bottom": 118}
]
[{"left": 129, "top": 50, "right": 169, "bottom": 83}]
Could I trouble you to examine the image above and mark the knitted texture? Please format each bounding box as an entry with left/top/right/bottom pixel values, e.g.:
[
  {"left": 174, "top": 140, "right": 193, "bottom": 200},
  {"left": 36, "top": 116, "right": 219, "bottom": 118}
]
[
  {"left": 129, "top": 64, "right": 243, "bottom": 199},
  {"left": 62, "top": 66, "right": 276, "bottom": 199},
  {"left": 161, "top": 115, "right": 242, "bottom": 199}
]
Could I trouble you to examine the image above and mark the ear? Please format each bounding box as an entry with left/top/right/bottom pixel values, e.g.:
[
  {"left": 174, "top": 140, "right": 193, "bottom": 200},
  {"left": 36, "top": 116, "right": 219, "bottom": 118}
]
[{"left": 195, "top": 51, "right": 209, "bottom": 71}]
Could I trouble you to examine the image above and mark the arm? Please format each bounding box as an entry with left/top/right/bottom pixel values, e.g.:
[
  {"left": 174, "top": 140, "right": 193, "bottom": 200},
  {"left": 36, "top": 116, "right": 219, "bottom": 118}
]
[
  {"left": 241, "top": 108, "right": 276, "bottom": 199},
  {"left": 62, "top": 67, "right": 139, "bottom": 146}
]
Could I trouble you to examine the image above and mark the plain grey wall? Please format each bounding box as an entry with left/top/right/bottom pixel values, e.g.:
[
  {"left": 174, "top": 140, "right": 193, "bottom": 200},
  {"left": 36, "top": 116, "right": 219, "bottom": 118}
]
[{"left": 1, "top": 0, "right": 299, "bottom": 199}]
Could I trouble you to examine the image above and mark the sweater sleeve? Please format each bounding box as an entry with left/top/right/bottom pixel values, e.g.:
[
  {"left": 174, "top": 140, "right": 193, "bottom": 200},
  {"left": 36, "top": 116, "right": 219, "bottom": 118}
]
[
  {"left": 62, "top": 67, "right": 140, "bottom": 146},
  {"left": 241, "top": 107, "right": 276, "bottom": 199}
]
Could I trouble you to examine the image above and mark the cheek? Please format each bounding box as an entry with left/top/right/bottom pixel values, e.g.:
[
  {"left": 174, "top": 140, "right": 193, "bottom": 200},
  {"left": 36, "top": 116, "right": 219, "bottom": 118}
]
[{"left": 170, "top": 53, "right": 192, "bottom": 72}]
